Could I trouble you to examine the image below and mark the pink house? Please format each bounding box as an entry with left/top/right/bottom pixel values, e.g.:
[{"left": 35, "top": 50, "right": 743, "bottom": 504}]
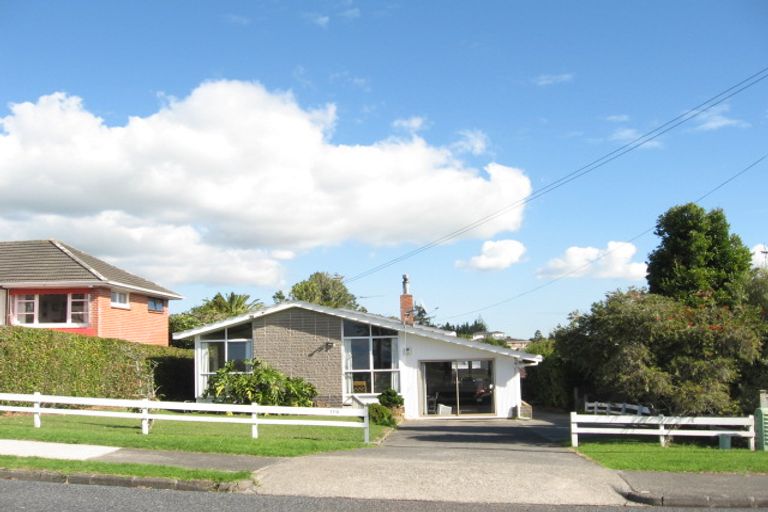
[{"left": 0, "top": 240, "right": 181, "bottom": 346}]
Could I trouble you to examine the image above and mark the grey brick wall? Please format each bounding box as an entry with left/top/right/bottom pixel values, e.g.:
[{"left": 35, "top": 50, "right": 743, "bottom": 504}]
[{"left": 252, "top": 308, "right": 343, "bottom": 406}]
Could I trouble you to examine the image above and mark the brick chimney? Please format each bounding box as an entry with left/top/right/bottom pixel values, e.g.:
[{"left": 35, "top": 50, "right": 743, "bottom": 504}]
[{"left": 400, "top": 274, "right": 414, "bottom": 325}]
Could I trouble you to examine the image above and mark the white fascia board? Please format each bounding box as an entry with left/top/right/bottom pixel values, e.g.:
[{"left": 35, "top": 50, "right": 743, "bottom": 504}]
[
  {"left": 173, "top": 312, "right": 256, "bottom": 340},
  {"left": 104, "top": 281, "right": 182, "bottom": 300}
]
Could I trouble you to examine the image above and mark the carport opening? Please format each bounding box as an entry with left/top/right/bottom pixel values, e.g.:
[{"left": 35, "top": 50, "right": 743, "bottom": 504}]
[{"left": 422, "top": 360, "right": 494, "bottom": 416}]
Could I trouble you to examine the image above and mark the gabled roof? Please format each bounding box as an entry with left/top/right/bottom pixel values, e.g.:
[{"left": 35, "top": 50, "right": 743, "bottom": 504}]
[
  {"left": 173, "top": 301, "right": 542, "bottom": 364},
  {"left": 0, "top": 240, "right": 181, "bottom": 299}
]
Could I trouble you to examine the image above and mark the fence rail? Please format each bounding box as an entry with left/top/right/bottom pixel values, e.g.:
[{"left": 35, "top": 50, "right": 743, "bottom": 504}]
[
  {"left": 0, "top": 392, "right": 370, "bottom": 443},
  {"left": 570, "top": 412, "right": 755, "bottom": 450},
  {"left": 584, "top": 400, "right": 651, "bottom": 415}
]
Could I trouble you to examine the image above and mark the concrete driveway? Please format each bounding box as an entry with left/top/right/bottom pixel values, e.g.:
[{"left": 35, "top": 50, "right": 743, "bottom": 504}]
[{"left": 254, "top": 413, "right": 630, "bottom": 505}]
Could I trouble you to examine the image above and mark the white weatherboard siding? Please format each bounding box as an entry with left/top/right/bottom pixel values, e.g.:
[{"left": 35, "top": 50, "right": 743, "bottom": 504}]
[{"left": 399, "top": 333, "right": 521, "bottom": 419}]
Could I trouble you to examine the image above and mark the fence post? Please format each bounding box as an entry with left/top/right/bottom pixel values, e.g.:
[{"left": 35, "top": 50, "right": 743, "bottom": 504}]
[
  {"left": 748, "top": 415, "right": 756, "bottom": 451},
  {"left": 363, "top": 405, "right": 370, "bottom": 444},
  {"left": 33, "top": 391, "right": 41, "bottom": 428},
  {"left": 251, "top": 402, "right": 259, "bottom": 439},
  {"left": 141, "top": 399, "right": 150, "bottom": 435},
  {"left": 658, "top": 416, "right": 667, "bottom": 447},
  {"left": 570, "top": 411, "right": 578, "bottom": 447}
]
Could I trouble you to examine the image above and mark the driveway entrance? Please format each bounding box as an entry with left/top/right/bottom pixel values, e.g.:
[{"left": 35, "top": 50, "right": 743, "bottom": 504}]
[{"left": 254, "top": 413, "right": 630, "bottom": 505}]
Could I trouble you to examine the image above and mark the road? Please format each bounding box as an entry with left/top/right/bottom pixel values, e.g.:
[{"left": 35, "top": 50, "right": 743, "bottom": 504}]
[{"left": 0, "top": 480, "right": 757, "bottom": 512}]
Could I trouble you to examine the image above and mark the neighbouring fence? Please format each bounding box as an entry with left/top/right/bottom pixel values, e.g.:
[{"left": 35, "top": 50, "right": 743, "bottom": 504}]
[
  {"left": 570, "top": 412, "right": 755, "bottom": 450},
  {"left": 0, "top": 392, "right": 370, "bottom": 443},
  {"left": 584, "top": 400, "right": 651, "bottom": 415}
]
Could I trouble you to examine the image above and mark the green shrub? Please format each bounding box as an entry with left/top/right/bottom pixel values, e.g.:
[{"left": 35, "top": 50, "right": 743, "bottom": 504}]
[
  {"left": 368, "top": 403, "right": 396, "bottom": 427},
  {"left": 0, "top": 326, "right": 194, "bottom": 400},
  {"left": 378, "top": 388, "right": 404, "bottom": 409},
  {"left": 204, "top": 359, "right": 317, "bottom": 406}
]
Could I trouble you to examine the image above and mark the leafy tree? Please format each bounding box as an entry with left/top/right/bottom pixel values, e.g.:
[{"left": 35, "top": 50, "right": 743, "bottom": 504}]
[
  {"left": 521, "top": 338, "right": 573, "bottom": 409},
  {"left": 745, "top": 268, "right": 768, "bottom": 321},
  {"left": 531, "top": 330, "right": 545, "bottom": 342},
  {"left": 554, "top": 289, "right": 763, "bottom": 415},
  {"left": 275, "top": 272, "right": 364, "bottom": 311},
  {"left": 413, "top": 304, "right": 436, "bottom": 327},
  {"left": 646, "top": 203, "right": 752, "bottom": 306}
]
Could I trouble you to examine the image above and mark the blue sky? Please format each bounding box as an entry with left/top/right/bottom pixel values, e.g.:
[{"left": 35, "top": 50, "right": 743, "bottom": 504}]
[{"left": 1, "top": 1, "right": 766, "bottom": 337}]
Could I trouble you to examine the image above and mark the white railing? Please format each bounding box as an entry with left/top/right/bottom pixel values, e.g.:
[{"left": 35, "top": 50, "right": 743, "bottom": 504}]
[
  {"left": 570, "top": 412, "right": 755, "bottom": 450},
  {"left": 584, "top": 400, "right": 651, "bottom": 415},
  {"left": 0, "top": 392, "right": 370, "bottom": 443}
]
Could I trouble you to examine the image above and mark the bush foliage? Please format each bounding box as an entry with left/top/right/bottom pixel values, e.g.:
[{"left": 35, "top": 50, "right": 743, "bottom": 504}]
[
  {"left": 204, "top": 358, "right": 317, "bottom": 406},
  {"left": 0, "top": 326, "right": 194, "bottom": 400},
  {"left": 368, "top": 403, "right": 396, "bottom": 427},
  {"left": 377, "top": 388, "right": 404, "bottom": 409}
]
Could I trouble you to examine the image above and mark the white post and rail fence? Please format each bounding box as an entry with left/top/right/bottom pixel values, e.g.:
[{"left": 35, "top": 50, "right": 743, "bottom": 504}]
[
  {"left": 570, "top": 412, "right": 756, "bottom": 450},
  {"left": 0, "top": 392, "right": 370, "bottom": 444}
]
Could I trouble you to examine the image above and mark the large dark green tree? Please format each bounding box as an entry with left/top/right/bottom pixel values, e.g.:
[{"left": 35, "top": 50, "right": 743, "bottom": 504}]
[
  {"left": 275, "top": 272, "right": 364, "bottom": 311},
  {"left": 646, "top": 203, "right": 752, "bottom": 306},
  {"left": 555, "top": 289, "right": 763, "bottom": 415}
]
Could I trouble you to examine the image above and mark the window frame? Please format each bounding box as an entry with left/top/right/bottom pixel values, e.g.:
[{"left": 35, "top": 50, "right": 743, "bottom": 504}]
[
  {"left": 12, "top": 293, "right": 90, "bottom": 328},
  {"left": 197, "top": 324, "right": 254, "bottom": 394},
  {"left": 147, "top": 297, "right": 165, "bottom": 313},
  {"left": 110, "top": 290, "right": 130, "bottom": 309},
  {"left": 342, "top": 321, "right": 400, "bottom": 396}
]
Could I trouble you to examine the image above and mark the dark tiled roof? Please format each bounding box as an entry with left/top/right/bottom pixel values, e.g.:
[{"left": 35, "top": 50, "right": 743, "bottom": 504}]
[{"left": 0, "top": 240, "right": 180, "bottom": 298}]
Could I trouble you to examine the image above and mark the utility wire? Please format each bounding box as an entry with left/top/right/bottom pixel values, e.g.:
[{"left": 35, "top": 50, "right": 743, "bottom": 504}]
[
  {"left": 344, "top": 66, "right": 768, "bottom": 284},
  {"left": 438, "top": 152, "right": 768, "bottom": 321}
]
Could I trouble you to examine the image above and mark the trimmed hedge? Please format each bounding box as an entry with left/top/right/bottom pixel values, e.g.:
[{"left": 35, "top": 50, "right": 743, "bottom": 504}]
[{"left": 0, "top": 326, "right": 194, "bottom": 401}]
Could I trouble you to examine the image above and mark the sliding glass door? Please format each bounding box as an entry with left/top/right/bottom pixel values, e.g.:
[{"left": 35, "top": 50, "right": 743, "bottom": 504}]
[{"left": 422, "top": 360, "right": 494, "bottom": 416}]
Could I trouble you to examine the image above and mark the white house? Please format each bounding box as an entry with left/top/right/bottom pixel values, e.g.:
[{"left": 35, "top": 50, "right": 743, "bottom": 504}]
[{"left": 173, "top": 277, "right": 542, "bottom": 419}]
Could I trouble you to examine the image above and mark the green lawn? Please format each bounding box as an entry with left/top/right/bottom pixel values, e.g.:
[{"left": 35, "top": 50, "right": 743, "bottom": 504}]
[
  {"left": 0, "top": 455, "right": 250, "bottom": 483},
  {"left": 578, "top": 439, "right": 768, "bottom": 473},
  {"left": 0, "top": 412, "right": 386, "bottom": 457}
]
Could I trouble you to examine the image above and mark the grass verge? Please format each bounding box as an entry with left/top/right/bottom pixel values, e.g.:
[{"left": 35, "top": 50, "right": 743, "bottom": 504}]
[
  {"left": 578, "top": 440, "right": 768, "bottom": 473},
  {"left": 0, "top": 412, "right": 385, "bottom": 457},
  {"left": 0, "top": 455, "right": 250, "bottom": 482}
]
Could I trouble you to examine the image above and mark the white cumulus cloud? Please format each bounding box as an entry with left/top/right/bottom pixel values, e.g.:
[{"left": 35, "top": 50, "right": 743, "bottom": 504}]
[
  {"left": 0, "top": 81, "right": 532, "bottom": 286},
  {"left": 456, "top": 239, "right": 526, "bottom": 271},
  {"left": 753, "top": 244, "right": 768, "bottom": 268},
  {"left": 452, "top": 129, "right": 489, "bottom": 155},
  {"left": 538, "top": 241, "right": 647, "bottom": 280}
]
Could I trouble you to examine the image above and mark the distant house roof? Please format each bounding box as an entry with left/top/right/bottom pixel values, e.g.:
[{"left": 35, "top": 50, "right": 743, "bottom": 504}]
[
  {"left": 173, "top": 301, "right": 542, "bottom": 364},
  {"left": 0, "top": 240, "right": 181, "bottom": 299}
]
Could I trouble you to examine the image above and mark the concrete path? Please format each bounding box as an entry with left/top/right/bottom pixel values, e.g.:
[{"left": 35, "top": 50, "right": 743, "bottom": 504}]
[
  {"left": 0, "top": 439, "right": 119, "bottom": 460},
  {"left": 254, "top": 415, "right": 630, "bottom": 505},
  {"left": 0, "top": 440, "right": 278, "bottom": 472}
]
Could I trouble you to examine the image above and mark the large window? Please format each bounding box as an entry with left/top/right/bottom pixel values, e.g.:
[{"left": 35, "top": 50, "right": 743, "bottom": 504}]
[
  {"left": 13, "top": 293, "right": 89, "bottom": 326},
  {"left": 343, "top": 320, "right": 399, "bottom": 395},
  {"left": 198, "top": 323, "right": 253, "bottom": 392}
]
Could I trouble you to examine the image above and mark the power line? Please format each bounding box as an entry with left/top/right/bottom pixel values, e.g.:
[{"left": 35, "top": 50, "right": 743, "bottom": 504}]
[
  {"left": 344, "top": 65, "right": 768, "bottom": 284},
  {"left": 439, "top": 152, "right": 768, "bottom": 321}
]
